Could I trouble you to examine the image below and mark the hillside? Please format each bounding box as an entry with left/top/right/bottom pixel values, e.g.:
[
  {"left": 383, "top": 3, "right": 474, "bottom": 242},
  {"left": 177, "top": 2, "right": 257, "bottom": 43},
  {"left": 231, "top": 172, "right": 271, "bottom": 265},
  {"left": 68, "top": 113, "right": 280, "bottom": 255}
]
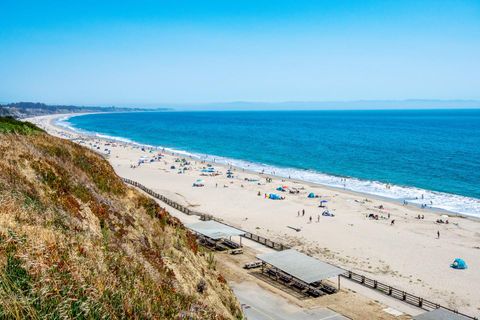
[
  {"left": 0, "top": 102, "right": 169, "bottom": 118},
  {"left": 0, "top": 117, "right": 242, "bottom": 319}
]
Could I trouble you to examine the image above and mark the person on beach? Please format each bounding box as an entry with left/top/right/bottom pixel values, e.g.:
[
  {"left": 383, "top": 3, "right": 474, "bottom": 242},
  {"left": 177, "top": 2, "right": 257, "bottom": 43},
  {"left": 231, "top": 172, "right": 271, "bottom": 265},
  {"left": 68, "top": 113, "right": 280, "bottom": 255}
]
[
  {"left": 317, "top": 214, "right": 320, "bottom": 222},
  {"left": 302, "top": 209, "right": 305, "bottom": 216},
  {"left": 391, "top": 219, "right": 395, "bottom": 225},
  {"left": 297, "top": 211, "right": 300, "bottom": 217},
  {"left": 437, "top": 230, "right": 440, "bottom": 239},
  {"left": 309, "top": 216, "right": 312, "bottom": 223}
]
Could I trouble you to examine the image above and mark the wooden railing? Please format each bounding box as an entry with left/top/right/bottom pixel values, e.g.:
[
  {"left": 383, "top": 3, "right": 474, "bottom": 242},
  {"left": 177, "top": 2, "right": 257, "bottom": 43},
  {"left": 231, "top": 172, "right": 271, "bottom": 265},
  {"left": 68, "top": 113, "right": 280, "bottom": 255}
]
[
  {"left": 122, "top": 177, "right": 478, "bottom": 320},
  {"left": 342, "top": 271, "right": 477, "bottom": 319},
  {"left": 122, "top": 178, "right": 199, "bottom": 216},
  {"left": 242, "top": 232, "right": 289, "bottom": 251}
]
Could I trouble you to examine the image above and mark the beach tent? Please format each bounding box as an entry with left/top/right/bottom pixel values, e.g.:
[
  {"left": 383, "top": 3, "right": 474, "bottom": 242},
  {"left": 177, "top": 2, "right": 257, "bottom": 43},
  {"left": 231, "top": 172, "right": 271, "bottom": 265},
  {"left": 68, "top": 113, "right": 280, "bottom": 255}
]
[
  {"left": 193, "top": 179, "right": 205, "bottom": 187},
  {"left": 320, "top": 200, "right": 328, "bottom": 207},
  {"left": 322, "top": 210, "right": 334, "bottom": 217},
  {"left": 451, "top": 258, "right": 467, "bottom": 269},
  {"left": 276, "top": 187, "right": 285, "bottom": 192},
  {"left": 308, "top": 193, "right": 315, "bottom": 198},
  {"left": 269, "top": 193, "right": 281, "bottom": 200}
]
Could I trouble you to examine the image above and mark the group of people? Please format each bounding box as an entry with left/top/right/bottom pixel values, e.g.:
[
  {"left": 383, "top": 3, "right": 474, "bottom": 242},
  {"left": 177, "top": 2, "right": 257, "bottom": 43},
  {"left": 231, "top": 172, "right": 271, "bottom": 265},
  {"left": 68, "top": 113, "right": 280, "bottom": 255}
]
[{"left": 297, "top": 208, "right": 334, "bottom": 224}]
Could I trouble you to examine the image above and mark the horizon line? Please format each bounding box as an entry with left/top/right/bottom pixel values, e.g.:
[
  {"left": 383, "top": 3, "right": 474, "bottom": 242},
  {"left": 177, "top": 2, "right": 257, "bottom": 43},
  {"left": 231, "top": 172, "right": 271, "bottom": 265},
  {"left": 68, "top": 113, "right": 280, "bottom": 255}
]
[{"left": 2, "top": 98, "right": 480, "bottom": 110}]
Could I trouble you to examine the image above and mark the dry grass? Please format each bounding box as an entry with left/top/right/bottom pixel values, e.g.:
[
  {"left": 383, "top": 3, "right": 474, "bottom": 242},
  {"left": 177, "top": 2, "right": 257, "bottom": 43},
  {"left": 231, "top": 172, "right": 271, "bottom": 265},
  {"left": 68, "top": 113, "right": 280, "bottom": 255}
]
[{"left": 0, "top": 126, "right": 242, "bottom": 319}]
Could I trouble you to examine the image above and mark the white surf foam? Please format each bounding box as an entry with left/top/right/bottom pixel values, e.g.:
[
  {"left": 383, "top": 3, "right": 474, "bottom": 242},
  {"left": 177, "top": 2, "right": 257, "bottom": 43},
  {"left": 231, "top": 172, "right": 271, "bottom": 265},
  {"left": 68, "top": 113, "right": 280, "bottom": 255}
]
[
  {"left": 190, "top": 153, "right": 480, "bottom": 217},
  {"left": 60, "top": 116, "right": 480, "bottom": 218}
]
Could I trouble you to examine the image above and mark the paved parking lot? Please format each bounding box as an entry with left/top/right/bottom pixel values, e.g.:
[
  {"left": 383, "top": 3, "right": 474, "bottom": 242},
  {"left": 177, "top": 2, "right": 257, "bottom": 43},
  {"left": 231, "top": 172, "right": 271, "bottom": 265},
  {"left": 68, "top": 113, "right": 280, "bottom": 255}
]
[{"left": 232, "top": 282, "right": 349, "bottom": 320}]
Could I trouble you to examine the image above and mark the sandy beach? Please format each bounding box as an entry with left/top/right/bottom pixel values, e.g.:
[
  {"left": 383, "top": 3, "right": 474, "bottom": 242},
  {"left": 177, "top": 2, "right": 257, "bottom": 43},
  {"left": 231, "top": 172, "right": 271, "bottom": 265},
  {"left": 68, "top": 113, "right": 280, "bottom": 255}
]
[{"left": 27, "top": 113, "right": 480, "bottom": 316}]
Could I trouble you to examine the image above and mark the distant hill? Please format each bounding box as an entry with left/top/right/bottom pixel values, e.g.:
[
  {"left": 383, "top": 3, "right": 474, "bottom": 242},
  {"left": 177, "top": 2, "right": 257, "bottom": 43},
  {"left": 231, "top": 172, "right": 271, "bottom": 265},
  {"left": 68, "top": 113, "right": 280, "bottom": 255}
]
[
  {"left": 0, "top": 102, "right": 170, "bottom": 118},
  {"left": 0, "top": 117, "right": 241, "bottom": 319},
  {"left": 167, "top": 99, "right": 480, "bottom": 111}
]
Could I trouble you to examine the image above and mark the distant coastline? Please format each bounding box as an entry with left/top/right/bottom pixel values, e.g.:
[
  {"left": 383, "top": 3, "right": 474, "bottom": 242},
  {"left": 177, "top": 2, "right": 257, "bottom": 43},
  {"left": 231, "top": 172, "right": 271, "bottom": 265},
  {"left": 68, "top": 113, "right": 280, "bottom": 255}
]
[
  {"left": 0, "top": 101, "right": 171, "bottom": 118},
  {"left": 148, "top": 99, "right": 480, "bottom": 111}
]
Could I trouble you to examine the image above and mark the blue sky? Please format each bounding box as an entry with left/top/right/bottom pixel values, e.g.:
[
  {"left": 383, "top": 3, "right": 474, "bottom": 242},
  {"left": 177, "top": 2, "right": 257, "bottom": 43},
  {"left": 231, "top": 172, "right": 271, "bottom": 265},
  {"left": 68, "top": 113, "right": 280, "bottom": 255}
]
[{"left": 0, "top": 0, "right": 479, "bottom": 106}]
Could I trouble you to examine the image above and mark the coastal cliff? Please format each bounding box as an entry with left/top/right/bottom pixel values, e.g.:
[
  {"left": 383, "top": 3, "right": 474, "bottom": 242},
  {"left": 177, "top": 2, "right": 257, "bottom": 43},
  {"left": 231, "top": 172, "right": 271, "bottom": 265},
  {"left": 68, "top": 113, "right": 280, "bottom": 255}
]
[
  {"left": 0, "top": 102, "right": 169, "bottom": 118},
  {"left": 0, "top": 117, "right": 242, "bottom": 319}
]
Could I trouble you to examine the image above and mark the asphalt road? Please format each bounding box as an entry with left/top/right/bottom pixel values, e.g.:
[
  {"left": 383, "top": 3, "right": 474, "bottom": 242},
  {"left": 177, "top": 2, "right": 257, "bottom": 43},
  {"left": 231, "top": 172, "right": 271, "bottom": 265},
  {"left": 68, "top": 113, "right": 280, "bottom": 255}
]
[{"left": 231, "top": 282, "right": 349, "bottom": 320}]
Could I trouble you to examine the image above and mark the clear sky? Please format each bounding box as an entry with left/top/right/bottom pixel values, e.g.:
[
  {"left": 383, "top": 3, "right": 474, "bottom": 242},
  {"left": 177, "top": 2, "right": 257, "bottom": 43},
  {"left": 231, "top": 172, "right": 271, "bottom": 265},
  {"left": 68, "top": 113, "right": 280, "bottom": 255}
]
[{"left": 1, "top": 0, "right": 479, "bottom": 106}]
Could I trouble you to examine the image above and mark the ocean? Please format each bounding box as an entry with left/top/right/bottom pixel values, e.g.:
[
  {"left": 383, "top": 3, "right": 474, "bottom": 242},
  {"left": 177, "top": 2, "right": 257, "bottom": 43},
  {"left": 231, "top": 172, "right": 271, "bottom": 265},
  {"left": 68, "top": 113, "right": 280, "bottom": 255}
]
[{"left": 63, "top": 109, "right": 480, "bottom": 217}]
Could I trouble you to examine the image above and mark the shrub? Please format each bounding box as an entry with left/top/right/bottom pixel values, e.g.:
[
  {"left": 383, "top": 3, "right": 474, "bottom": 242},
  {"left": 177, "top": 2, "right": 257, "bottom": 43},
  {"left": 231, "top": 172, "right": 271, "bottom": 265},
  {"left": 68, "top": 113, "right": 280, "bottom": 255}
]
[
  {"left": 196, "top": 279, "right": 207, "bottom": 294},
  {"left": 0, "top": 117, "right": 44, "bottom": 135}
]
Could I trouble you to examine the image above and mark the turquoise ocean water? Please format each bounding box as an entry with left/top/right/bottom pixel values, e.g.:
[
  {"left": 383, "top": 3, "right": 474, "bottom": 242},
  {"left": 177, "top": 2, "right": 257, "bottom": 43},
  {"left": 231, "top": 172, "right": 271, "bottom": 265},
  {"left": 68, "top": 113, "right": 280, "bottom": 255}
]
[{"left": 63, "top": 110, "right": 480, "bottom": 217}]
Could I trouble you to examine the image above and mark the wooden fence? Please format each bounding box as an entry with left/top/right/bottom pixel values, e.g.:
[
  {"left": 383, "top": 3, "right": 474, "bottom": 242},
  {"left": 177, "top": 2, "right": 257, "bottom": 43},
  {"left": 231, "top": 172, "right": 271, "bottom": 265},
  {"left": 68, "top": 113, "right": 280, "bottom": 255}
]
[
  {"left": 242, "top": 232, "right": 289, "bottom": 251},
  {"left": 342, "top": 271, "right": 477, "bottom": 319},
  {"left": 122, "top": 178, "right": 200, "bottom": 215}
]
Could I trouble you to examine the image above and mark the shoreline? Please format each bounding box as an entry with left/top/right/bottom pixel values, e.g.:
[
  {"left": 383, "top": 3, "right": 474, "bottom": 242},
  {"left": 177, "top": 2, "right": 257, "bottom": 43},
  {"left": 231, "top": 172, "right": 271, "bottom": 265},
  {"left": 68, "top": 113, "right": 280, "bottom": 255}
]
[
  {"left": 42, "top": 112, "right": 479, "bottom": 220},
  {"left": 26, "top": 113, "right": 480, "bottom": 315}
]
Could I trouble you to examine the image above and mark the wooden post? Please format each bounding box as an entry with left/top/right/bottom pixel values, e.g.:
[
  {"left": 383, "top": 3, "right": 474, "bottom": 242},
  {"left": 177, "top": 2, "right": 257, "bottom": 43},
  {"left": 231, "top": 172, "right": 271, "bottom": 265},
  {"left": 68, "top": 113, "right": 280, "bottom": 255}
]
[{"left": 338, "top": 275, "right": 341, "bottom": 290}]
